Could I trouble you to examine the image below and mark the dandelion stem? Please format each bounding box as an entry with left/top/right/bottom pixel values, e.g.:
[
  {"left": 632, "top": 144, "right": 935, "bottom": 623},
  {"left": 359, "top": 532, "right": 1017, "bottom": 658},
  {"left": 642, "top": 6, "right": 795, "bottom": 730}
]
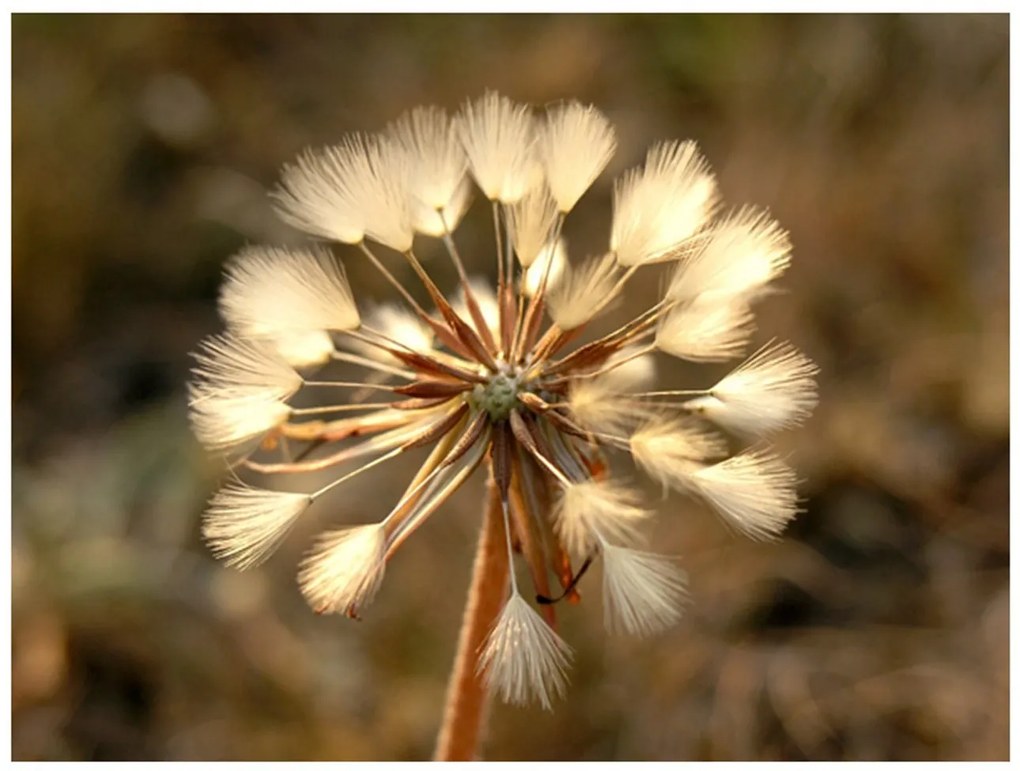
[{"left": 433, "top": 474, "right": 509, "bottom": 761}]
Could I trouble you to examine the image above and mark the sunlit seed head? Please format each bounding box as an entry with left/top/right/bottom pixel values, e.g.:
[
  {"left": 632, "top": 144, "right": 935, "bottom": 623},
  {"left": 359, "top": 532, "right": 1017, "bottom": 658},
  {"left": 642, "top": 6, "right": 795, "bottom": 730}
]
[{"left": 191, "top": 91, "right": 816, "bottom": 712}]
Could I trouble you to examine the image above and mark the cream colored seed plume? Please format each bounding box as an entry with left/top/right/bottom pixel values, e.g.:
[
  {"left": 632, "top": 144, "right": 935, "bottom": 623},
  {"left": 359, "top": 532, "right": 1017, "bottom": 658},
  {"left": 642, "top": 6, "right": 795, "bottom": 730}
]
[
  {"left": 538, "top": 100, "right": 617, "bottom": 213},
  {"left": 629, "top": 419, "right": 728, "bottom": 490},
  {"left": 192, "top": 334, "right": 302, "bottom": 399},
  {"left": 687, "top": 449, "right": 799, "bottom": 540},
  {"left": 297, "top": 524, "right": 388, "bottom": 615},
  {"left": 479, "top": 592, "right": 573, "bottom": 711},
  {"left": 346, "top": 304, "right": 434, "bottom": 364},
  {"left": 203, "top": 484, "right": 311, "bottom": 569},
  {"left": 387, "top": 105, "right": 467, "bottom": 212},
  {"left": 188, "top": 386, "right": 291, "bottom": 457},
  {"left": 456, "top": 92, "right": 538, "bottom": 203},
  {"left": 567, "top": 375, "right": 645, "bottom": 435},
  {"left": 597, "top": 348, "right": 657, "bottom": 391},
  {"left": 547, "top": 252, "right": 620, "bottom": 330},
  {"left": 522, "top": 239, "right": 567, "bottom": 297},
  {"left": 219, "top": 246, "right": 361, "bottom": 346},
  {"left": 667, "top": 207, "right": 791, "bottom": 304},
  {"left": 600, "top": 543, "right": 688, "bottom": 636},
  {"left": 411, "top": 177, "right": 474, "bottom": 237},
  {"left": 508, "top": 186, "right": 559, "bottom": 268},
  {"left": 554, "top": 479, "right": 651, "bottom": 557},
  {"left": 272, "top": 133, "right": 414, "bottom": 252},
  {"left": 269, "top": 330, "right": 335, "bottom": 369},
  {"left": 655, "top": 296, "right": 755, "bottom": 362},
  {"left": 611, "top": 140, "right": 718, "bottom": 267},
  {"left": 688, "top": 341, "right": 819, "bottom": 436}
]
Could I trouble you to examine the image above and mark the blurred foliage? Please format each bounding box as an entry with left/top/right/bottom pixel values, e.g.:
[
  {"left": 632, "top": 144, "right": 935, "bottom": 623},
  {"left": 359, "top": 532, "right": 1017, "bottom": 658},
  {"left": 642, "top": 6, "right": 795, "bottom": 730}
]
[{"left": 12, "top": 13, "right": 1008, "bottom": 761}]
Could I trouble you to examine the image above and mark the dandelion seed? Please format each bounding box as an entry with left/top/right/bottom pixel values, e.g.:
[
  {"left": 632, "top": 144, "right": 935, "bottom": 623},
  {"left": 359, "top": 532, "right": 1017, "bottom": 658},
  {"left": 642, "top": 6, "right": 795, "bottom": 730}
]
[
  {"left": 456, "top": 92, "right": 538, "bottom": 203},
  {"left": 688, "top": 340, "right": 819, "bottom": 436},
  {"left": 479, "top": 592, "right": 572, "bottom": 710},
  {"left": 554, "top": 479, "right": 651, "bottom": 557},
  {"left": 537, "top": 100, "right": 616, "bottom": 213},
  {"left": 666, "top": 207, "right": 791, "bottom": 303},
  {"left": 601, "top": 543, "right": 688, "bottom": 636},
  {"left": 219, "top": 245, "right": 361, "bottom": 341},
  {"left": 546, "top": 252, "right": 620, "bottom": 330},
  {"left": 203, "top": 484, "right": 311, "bottom": 569},
  {"left": 611, "top": 140, "right": 718, "bottom": 266},
  {"left": 686, "top": 449, "right": 800, "bottom": 540},
  {"left": 630, "top": 419, "right": 728, "bottom": 491},
  {"left": 298, "top": 524, "right": 388, "bottom": 616}
]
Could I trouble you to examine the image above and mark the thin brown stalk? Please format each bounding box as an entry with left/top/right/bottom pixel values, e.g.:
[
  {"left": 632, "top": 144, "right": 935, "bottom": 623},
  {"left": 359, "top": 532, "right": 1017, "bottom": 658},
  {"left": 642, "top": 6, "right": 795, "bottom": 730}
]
[{"left": 433, "top": 473, "right": 509, "bottom": 761}]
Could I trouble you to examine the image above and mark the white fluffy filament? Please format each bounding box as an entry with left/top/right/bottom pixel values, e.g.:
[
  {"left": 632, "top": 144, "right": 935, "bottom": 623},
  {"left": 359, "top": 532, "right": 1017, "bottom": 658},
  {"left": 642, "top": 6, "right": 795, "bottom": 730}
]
[
  {"left": 297, "top": 524, "right": 388, "bottom": 615},
  {"left": 655, "top": 296, "right": 755, "bottom": 362},
  {"left": 508, "top": 186, "right": 559, "bottom": 268},
  {"left": 689, "top": 340, "right": 819, "bottom": 436},
  {"left": 270, "top": 330, "right": 335, "bottom": 368},
  {"left": 478, "top": 592, "right": 572, "bottom": 710},
  {"left": 667, "top": 207, "right": 791, "bottom": 303},
  {"left": 554, "top": 479, "right": 650, "bottom": 557},
  {"left": 456, "top": 92, "right": 539, "bottom": 203},
  {"left": 611, "top": 140, "right": 718, "bottom": 267},
  {"left": 629, "top": 419, "right": 728, "bottom": 490},
  {"left": 272, "top": 133, "right": 414, "bottom": 252},
  {"left": 522, "top": 239, "right": 567, "bottom": 297},
  {"left": 538, "top": 101, "right": 617, "bottom": 213},
  {"left": 203, "top": 484, "right": 311, "bottom": 569},
  {"left": 687, "top": 449, "right": 799, "bottom": 540},
  {"left": 191, "top": 334, "right": 302, "bottom": 400},
  {"left": 567, "top": 375, "right": 648, "bottom": 435},
  {"left": 547, "top": 252, "right": 620, "bottom": 330},
  {"left": 600, "top": 543, "right": 688, "bottom": 636},
  {"left": 188, "top": 387, "right": 291, "bottom": 456},
  {"left": 345, "top": 304, "right": 434, "bottom": 363},
  {"left": 387, "top": 105, "right": 467, "bottom": 212},
  {"left": 219, "top": 246, "right": 361, "bottom": 344}
]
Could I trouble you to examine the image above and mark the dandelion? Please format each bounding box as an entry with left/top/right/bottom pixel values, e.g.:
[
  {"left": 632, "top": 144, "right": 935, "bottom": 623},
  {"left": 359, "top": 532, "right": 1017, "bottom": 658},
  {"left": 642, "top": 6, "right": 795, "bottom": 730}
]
[{"left": 190, "top": 93, "right": 817, "bottom": 759}]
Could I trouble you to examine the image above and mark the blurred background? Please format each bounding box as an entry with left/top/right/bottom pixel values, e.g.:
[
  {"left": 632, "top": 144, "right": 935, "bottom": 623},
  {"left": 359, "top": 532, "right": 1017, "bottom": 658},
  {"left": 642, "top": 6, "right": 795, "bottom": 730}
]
[{"left": 12, "top": 14, "right": 1008, "bottom": 761}]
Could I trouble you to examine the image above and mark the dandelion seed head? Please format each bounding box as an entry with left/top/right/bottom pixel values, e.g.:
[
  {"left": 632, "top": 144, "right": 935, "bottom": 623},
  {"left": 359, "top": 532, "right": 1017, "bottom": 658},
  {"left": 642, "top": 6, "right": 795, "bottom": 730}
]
[{"left": 190, "top": 91, "right": 816, "bottom": 710}]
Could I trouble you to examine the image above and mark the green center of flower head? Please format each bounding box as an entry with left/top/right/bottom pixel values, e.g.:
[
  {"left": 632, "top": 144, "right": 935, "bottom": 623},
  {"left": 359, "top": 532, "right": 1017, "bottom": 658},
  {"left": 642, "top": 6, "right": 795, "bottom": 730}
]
[{"left": 472, "top": 371, "right": 522, "bottom": 421}]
